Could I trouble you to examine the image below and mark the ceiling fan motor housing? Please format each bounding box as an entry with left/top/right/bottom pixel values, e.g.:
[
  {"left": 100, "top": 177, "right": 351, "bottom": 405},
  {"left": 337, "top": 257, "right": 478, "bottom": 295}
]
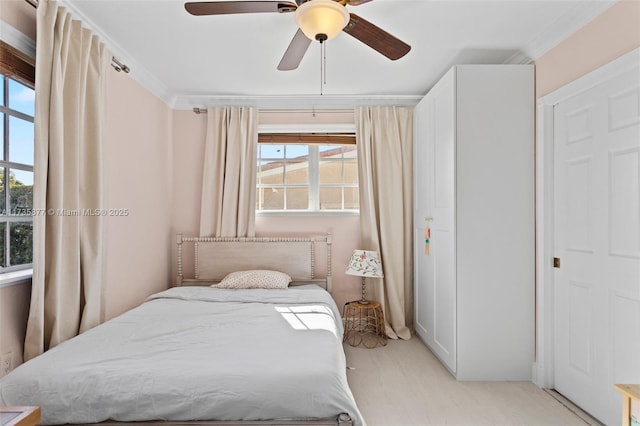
[{"left": 295, "top": 0, "right": 350, "bottom": 41}]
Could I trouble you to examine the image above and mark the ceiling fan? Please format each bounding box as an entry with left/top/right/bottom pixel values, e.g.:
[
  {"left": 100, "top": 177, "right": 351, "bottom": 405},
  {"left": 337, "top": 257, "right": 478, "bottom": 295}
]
[{"left": 184, "top": 0, "right": 411, "bottom": 71}]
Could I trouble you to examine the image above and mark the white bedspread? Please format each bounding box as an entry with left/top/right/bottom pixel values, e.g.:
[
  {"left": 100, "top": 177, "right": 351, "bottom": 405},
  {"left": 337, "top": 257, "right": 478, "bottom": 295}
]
[{"left": 0, "top": 285, "right": 364, "bottom": 425}]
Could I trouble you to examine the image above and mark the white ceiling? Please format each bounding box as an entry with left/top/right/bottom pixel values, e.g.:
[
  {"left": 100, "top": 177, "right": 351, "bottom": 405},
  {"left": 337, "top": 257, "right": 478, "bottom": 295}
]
[{"left": 61, "top": 0, "right": 616, "bottom": 109}]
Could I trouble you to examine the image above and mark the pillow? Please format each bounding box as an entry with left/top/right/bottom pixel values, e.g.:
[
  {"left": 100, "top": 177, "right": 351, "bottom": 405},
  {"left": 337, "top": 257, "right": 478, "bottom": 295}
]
[{"left": 213, "top": 270, "right": 292, "bottom": 289}]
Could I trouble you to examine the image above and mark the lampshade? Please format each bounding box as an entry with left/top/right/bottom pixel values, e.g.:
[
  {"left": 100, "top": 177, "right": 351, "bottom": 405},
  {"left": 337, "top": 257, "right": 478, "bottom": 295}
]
[
  {"left": 345, "top": 249, "right": 384, "bottom": 278},
  {"left": 295, "top": 0, "right": 350, "bottom": 42}
]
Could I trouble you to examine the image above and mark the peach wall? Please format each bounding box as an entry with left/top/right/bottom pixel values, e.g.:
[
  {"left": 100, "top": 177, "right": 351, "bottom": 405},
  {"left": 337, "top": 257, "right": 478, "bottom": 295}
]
[
  {"left": 170, "top": 110, "right": 207, "bottom": 282},
  {"left": 534, "top": 0, "right": 640, "bottom": 98},
  {"left": 104, "top": 70, "right": 174, "bottom": 320}
]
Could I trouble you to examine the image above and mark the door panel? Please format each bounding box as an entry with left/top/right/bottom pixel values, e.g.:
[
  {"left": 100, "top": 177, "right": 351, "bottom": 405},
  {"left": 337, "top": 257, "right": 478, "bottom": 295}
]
[
  {"left": 414, "top": 95, "right": 433, "bottom": 341},
  {"left": 413, "top": 69, "right": 456, "bottom": 373},
  {"left": 568, "top": 281, "right": 592, "bottom": 376},
  {"left": 566, "top": 156, "right": 593, "bottom": 252},
  {"left": 554, "top": 65, "right": 640, "bottom": 426},
  {"left": 609, "top": 147, "right": 640, "bottom": 258}
]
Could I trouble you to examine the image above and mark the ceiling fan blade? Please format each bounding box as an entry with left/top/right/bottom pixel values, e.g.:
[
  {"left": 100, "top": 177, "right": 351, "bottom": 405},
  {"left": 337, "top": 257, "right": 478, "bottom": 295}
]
[
  {"left": 185, "top": 1, "right": 297, "bottom": 16},
  {"left": 277, "top": 29, "right": 312, "bottom": 71},
  {"left": 345, "top": 0, "right": 373, "bottom": 5},
  {"left": 342, "top": 13, "right": 411, "bottom": 60}
]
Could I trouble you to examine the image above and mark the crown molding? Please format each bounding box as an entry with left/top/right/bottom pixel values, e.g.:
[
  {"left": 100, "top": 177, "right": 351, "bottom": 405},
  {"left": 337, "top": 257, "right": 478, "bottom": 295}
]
[
  {"left": 0, "top": 21, "right": 36, "bottom": 59},
  {"left": 521, "top": 0, "right": 617, "bottom": 62},
  {"left": 504, "top": 50, "right": 533, "bottom": 65},
  {"left": 172, "top": 94, "right": 423, "bottom": 110}
]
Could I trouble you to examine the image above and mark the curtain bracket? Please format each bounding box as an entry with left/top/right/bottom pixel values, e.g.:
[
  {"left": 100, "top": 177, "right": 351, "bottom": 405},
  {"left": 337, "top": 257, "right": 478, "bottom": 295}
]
[{"left": 111, "top": 57, "right": 130, "bottom": 73}]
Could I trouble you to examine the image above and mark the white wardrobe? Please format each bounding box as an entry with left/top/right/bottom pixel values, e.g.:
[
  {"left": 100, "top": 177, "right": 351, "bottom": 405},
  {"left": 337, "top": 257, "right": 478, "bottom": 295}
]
[{"left": 413, "top": 65, "right": 535, "bottom": 380}]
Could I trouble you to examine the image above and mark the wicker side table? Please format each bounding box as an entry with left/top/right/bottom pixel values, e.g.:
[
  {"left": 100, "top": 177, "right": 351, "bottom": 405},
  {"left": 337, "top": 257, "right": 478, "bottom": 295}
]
[{"left": 343, "top": 301, "right": 388, "bottom": 348}]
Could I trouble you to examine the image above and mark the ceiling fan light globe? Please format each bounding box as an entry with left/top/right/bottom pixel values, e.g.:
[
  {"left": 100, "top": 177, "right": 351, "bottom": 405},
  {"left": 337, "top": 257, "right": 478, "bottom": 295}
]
[{"left": 295, "top": 0, "right": 350, "bottom": 42}]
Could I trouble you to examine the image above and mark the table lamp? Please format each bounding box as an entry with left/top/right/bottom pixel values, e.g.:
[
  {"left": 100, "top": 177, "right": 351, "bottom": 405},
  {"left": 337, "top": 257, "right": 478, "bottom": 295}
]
[{"left": 345, "top": 249, "right": 384, "bottom": 305}]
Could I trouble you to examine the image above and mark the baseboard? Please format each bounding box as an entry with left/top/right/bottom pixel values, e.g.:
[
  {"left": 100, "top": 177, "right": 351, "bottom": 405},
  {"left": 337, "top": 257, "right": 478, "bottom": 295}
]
[
  {"left": 544, "top": 389, "right": 604, "bottom": 426},
  {"left": 532, "top": 361, "right": 552, "bottom": 388}
]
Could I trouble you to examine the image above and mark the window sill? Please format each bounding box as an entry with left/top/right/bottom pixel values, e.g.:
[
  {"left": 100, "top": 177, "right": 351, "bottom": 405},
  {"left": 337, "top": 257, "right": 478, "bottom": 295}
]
[
  {"left": 0, "top": 268, "right": 33, "bottom": 289},
  {"left": 256, "top": 210, "right": 360, "bottom": 217}
]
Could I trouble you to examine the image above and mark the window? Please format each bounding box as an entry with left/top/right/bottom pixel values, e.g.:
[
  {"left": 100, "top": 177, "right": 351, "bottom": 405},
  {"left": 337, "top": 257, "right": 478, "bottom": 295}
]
[
  {"left": 0, "top": 41, "right": 35, "bottom": 271},
  {"left": 256, "top": 133, "right": 358, "bottom": 212}
]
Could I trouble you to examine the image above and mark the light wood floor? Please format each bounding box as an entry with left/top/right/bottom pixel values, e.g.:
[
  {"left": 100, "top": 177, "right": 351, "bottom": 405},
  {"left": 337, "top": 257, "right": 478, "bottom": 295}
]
[{"left": 344, "top": 338, "right": 599, "bottom": 426}]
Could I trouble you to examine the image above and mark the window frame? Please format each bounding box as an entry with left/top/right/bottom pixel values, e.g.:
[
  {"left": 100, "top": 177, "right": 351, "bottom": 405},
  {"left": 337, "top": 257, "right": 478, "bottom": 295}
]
[
  {"left": 0, "top": 41, "right": 35, "bottom": 274},
  {"left": 256, "top": 124, "right": 359, "bottom": 216}
]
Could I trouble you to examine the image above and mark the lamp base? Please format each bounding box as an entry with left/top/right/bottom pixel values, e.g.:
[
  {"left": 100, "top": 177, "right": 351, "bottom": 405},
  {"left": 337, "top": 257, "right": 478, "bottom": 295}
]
[{"left": 359, "top": 277, "right": 369, "bottom": 304}]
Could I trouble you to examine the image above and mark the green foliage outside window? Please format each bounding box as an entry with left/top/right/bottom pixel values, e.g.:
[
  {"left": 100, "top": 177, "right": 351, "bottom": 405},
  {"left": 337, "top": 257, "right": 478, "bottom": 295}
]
[{"left": 0, "top": 171, "right": 34, "bottom": 267}]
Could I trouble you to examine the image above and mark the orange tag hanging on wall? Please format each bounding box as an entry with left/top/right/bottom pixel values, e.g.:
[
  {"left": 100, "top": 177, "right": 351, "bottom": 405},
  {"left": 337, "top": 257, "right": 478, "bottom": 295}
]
[
  {"left": 424, "top": 220, "right": 431, "bottom": 256},
  {"left": 424, "top": 226, "right": 430, "bottom": 255}
]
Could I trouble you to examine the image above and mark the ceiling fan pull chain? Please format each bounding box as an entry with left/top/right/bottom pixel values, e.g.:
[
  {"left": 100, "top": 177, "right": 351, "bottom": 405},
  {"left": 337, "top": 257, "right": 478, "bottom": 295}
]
[
  {"left": 323, "top": 41, "right": 327, "bottom": 86},
  {"left": 315, "top": 33, "right": 328, "bottom": 96},
  {"left": 319, "top": 39, "right": 323, "bottom": 96}
]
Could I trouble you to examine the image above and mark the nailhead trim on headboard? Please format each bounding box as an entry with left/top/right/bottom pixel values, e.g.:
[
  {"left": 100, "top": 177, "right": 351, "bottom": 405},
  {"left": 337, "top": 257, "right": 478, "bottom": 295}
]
[{"left": 176, "top": 234, "right": 333, "bottom": 291}]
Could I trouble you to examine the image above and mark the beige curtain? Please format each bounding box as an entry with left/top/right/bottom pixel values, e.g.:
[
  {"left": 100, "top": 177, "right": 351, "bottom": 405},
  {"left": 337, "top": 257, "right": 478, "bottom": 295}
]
[
  {"left": 355, "top": 106, "right": 413, "bottom": 340},
  {"left": 25, "top": 0, "right": 110, "bottom": 361},
  {"left": 199, "top": 107, "right": 258, "bottom": 237}
]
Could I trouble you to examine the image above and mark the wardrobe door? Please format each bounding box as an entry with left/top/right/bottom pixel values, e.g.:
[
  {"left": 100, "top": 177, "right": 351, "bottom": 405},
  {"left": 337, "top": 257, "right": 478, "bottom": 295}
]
[
  {"left": 414, "top": 95, "right": 434, "bottom": 344},
  {"left": 414, "top": 68, "right": 456, "bottom": 373},
  {"left": 429, "top": 69, "right": 457, "bottom": 372}
]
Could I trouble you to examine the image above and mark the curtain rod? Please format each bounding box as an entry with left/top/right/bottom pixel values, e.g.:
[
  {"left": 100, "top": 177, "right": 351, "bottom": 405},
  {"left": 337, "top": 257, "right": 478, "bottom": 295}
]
[
  {"left": 24, "top": 0, "right": 130, "bottom": 73},
  {"left": 192, "top": 108, "right": 355, "bottom": 115}
]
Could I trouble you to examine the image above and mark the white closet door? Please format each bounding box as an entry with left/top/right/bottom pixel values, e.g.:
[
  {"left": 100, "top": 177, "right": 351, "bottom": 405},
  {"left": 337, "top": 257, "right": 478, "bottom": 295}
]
[
  {"left": 414, "top": 95, "right": 433, "bottom": 341},
  {"left": 430, "top": 69, "right": 457, "bottom": 372},
  {"left": 413, "top": 69, "right": 457, "bottom": 372},
  {"left": 553, "top": 64, "right": 640, "bottom": 426}
]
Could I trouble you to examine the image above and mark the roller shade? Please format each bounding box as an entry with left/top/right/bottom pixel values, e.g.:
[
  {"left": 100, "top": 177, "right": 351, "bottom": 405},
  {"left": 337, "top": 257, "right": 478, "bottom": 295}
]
[
  {"left": 258, "top": 133, "right": 355, "bottom": 145},
  {"left": 0, "top": 41, "right": 35, "bottom": 86}
]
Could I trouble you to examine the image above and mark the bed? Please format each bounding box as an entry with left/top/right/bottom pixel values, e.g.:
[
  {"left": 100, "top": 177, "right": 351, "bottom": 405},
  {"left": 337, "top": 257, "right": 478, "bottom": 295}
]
[{"left": 0, "top": 234, "right": 364, "bottom": 426}]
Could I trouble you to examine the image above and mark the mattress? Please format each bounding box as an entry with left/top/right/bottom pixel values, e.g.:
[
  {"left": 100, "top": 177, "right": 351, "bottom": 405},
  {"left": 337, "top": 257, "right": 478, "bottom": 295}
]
[{"left": 0, "top": 285, "right": 364, "bottom": 425}]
